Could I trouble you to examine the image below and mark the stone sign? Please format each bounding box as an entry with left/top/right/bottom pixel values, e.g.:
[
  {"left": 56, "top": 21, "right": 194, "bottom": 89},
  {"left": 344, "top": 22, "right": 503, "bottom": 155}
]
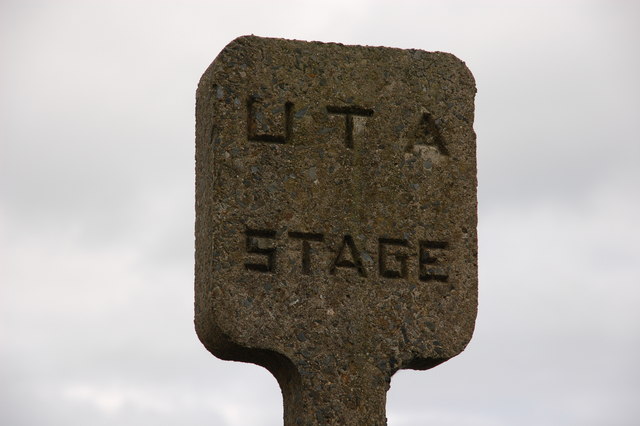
[{"left": 195, "top": 36, "right": 477, "bottom": 425}]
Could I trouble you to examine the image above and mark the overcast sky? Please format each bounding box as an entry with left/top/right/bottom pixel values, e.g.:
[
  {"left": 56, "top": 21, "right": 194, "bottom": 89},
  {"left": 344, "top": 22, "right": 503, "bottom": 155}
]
[{"left": 1, "top": 1, "right": 639, "bottom": 425}]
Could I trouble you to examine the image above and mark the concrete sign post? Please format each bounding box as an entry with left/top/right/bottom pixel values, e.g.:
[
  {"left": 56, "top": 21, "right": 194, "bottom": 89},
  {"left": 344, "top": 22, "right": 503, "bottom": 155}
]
[{"left": 195, "top": 36, "right": 477, "bottom": 425}]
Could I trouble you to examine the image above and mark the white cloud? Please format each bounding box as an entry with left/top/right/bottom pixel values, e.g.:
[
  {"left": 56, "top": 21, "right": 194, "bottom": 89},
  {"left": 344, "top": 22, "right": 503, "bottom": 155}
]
[{"left": 2, "top": 1, "right": 639, "bottom": 425}]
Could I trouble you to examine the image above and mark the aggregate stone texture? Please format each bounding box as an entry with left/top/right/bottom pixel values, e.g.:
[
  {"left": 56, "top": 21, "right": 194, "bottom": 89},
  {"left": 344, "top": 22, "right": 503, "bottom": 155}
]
[{"left": 195, "top": 35, "right": 477, "bottom": 425}]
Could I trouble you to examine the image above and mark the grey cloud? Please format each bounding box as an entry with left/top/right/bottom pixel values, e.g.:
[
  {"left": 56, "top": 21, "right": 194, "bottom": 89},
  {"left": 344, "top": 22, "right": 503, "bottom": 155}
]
[{"left": 2, "top": 1, "right": 639, "bottom": 425}]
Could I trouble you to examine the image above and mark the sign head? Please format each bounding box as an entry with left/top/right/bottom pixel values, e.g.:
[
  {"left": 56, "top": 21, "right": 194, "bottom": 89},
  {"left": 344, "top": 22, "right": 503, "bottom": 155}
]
[{"left": 195, "top": 35, "right": 477, "bottom": 424}]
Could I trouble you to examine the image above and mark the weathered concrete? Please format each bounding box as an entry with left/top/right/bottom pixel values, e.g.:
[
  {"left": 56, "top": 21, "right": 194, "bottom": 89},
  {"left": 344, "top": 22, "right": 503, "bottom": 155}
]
[{"left": 195, "top": 35, "right": 477, "bottom": 425}]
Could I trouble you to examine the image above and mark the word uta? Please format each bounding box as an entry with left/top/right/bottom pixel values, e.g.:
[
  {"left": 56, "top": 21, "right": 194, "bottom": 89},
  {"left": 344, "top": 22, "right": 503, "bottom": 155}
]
[
  {"left": 244, "top": 228, "right": 449, "bottom": 282},
  {"left": 246, "top": 96, "right": 449, "bottom": 154}
]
